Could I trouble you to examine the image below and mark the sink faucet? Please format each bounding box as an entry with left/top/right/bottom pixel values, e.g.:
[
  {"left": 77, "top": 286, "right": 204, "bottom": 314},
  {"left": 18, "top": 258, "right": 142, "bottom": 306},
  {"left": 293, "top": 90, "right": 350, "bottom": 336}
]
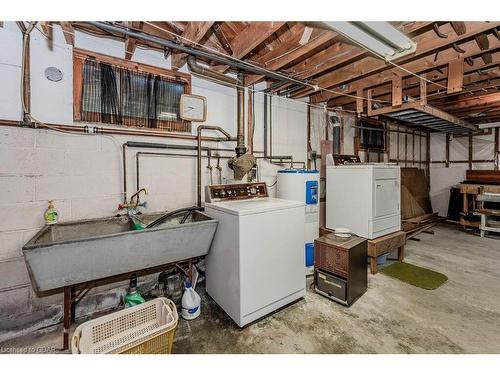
[{"left": 119, "top": 188, "right": 148, "bottom": 213}]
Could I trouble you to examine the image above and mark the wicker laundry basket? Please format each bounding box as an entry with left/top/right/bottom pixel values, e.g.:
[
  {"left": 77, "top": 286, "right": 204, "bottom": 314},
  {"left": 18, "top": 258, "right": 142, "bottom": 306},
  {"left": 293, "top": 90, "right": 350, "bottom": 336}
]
[{"left": 71, "top": 298, "right": 178, "bottom": 354}]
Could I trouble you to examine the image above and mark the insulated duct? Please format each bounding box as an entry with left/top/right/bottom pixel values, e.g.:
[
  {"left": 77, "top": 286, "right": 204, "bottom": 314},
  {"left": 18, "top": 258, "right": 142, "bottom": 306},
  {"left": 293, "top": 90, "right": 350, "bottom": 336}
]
[
  {"left": 228, "top": 73, "right": 256, "bottom": 180},
  {"left": 187, "top": 56, "right": 240, "bottom": 87}
]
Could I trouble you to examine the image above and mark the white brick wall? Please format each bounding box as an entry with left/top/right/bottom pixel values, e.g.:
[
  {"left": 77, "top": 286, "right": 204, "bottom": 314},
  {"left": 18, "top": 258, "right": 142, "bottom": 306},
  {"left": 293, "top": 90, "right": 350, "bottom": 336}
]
[{"left": 0, "top": 22, "right": 311, "bottom": 342}]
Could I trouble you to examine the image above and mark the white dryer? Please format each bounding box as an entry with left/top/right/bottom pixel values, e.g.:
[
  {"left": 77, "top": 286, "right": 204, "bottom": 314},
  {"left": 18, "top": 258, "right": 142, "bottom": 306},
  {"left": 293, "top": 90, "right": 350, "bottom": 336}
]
[{"left": 204, "top": 182, "right": 306, "bottom": 327}]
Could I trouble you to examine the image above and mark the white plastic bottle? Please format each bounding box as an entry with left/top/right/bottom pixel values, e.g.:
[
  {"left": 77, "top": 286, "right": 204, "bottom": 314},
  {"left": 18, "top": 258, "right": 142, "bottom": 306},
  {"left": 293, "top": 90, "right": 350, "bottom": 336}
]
[{"left": 181, "top": 281, "right": 201, "bottom": 320}]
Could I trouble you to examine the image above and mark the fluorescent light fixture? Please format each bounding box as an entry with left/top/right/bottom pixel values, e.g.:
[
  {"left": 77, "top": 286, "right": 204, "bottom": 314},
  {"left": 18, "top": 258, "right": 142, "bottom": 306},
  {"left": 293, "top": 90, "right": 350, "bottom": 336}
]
[{"left": 323, "top": 21, "right": 417, "bottom": 61}]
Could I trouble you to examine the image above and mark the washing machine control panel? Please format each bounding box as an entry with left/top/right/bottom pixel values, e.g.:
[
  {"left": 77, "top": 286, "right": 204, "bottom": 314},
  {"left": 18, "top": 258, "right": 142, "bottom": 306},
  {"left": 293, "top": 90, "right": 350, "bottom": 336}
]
[{"left": 205, "top": 182, "right": 268, "bottom": 202}]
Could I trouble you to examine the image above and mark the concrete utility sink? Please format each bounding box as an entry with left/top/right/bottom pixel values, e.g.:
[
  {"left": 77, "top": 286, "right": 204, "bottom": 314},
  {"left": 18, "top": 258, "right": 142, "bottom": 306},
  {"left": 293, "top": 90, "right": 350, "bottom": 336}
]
[{"left": 23, "top": 210, "right": 218, "bottom": 292}]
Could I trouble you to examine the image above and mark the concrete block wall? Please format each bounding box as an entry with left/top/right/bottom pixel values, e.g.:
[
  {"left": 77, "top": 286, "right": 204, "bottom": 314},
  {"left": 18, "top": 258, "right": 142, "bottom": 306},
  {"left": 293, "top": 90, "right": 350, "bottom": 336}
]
[
  {"left": 429, "top": 132, "right": 497, "bottom": 217},
  {"left": 0, "top": 22, "right": 309, "bottom": 341}
]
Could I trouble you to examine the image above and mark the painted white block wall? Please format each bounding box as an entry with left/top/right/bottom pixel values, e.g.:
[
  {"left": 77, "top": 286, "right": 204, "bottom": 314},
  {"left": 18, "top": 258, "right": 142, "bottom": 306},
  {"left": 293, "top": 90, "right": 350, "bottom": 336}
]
[
  {"left": 429, "top": 132, "right": 497, "bottom": 217},
  {"left": 0, "top": 22, "right": 310, "bottom": 337}
]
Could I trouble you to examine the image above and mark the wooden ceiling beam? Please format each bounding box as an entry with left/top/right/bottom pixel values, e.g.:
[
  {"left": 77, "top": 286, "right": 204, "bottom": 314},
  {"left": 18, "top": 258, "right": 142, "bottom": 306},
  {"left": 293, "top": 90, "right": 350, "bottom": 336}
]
[
  {"left": 39, "top": 22, "right": 53, "bottom": 50},
  {"left": 448, "top": 106, "right": 500, "bottom": 118},
  {"left": 340, "top": 74, "right": 500, "bottom": 114},
  {"left": 212, "top": 22, "right": 233, "bottom": 55},
  {"left": 214, "top": 21, "right": 287, "bottom": 74},
  {"left": 437, "top": 92, "right": 500, "bottom": 111},
  {"left": 312, "top": 25, "right": 500, "bottom": 104},
  {"left": 432, "top": 87, "right": 500, "bottom": 106},
  {"left": 59, "top": 22, "right": 75, "bottom": 46},
  {"left": 278, "top": 22, "right": 433, "bottom": 90},
  {"left": 329, "top": 54, "right": 500, "bottom": 108},
  {"left": 171, "top": 22, "right": 215, "bottom": 69},
  {"left": 302, "top": 22, "right": 500, "bottom": 101},
  {"left": 124, "top": 22, "right": 143, "bottom": 60},
  {"left": 244, "top": 25, "right": 339, "bottom": 85}
]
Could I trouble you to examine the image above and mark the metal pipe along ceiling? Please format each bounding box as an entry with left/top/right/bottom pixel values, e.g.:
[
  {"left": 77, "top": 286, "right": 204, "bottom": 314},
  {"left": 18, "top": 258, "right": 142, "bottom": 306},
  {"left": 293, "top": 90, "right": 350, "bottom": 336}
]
[
  {"left": 186, "top": 56, "right": 240, "bottom": 87},
  {"left": 88, "top": 22, "right": 307, "bottom": 87}
]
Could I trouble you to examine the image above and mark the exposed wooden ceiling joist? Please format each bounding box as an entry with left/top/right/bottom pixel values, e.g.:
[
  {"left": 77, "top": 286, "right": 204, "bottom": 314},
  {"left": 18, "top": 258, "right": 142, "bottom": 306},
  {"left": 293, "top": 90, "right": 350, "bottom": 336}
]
[
  {"left": 124, "top": 22, "right": 143, "bottom": 60},
  {"left": 212, "top": 22, "right": 233, "bottom": 55},
  {"left": 171, "top": 22, "right": 215, "bottom": 69},
  {"left": 244, "top": 25, "right": 339, "bottom": 85},
  {"left": 39, "top": 22, "right": 53, "bottom": 50},
  {"left": 271, "top": 22, "right": 433, "bottom": 92},
  {"left": 330, "top": 53, "right": 500, "bottom": 108},
  {"left": 311, "top": 23, "right": 500, "bottom": 104},
  {"left": 302, "top": 22, "right": 500, "bottom": 101},
  {"left": 59, "top": 22, "right": 75, "bottom": 46},
  {"left": 214, "top": 21, "right": 287, "bottom": 74}
]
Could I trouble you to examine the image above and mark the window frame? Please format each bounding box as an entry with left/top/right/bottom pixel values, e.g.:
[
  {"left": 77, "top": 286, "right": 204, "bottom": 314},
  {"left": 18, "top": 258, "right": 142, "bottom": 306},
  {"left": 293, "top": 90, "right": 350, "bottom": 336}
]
[
  {"left": 357, "top": 116, "right": 387, "bottom": 152},
  {"left": 73, "top": 49, "right": 192, "bottom": 132}
]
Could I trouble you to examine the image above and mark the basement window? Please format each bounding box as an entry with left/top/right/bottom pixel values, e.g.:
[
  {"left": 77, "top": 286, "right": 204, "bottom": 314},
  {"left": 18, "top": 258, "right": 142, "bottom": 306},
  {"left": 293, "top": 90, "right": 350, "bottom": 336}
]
[
  {"left": 74, "top": 50, "right": 192, "bottom": 132},
  {"left": 358, "top": 117, "right": 387, "bottom": 151}
]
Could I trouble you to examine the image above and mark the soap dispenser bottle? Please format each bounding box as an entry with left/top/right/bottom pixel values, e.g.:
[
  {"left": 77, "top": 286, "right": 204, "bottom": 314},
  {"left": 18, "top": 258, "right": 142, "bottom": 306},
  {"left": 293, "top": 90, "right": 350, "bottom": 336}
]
[{"left": 44, "top": 200, "right": 59, "bottom": 225}]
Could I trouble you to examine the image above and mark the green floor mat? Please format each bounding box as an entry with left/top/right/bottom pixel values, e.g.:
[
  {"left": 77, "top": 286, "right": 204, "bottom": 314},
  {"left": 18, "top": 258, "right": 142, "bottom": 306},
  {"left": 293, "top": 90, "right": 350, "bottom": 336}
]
[{"left": 380, "top": 261, "right": 448, "bottom": 290}]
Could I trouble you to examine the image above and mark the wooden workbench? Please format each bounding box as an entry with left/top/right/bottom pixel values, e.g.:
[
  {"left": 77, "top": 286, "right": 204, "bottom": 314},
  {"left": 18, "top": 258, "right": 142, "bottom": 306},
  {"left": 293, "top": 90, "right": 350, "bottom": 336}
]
[{"left": 459, "top": 183, "right": 500, "bottom": 228}]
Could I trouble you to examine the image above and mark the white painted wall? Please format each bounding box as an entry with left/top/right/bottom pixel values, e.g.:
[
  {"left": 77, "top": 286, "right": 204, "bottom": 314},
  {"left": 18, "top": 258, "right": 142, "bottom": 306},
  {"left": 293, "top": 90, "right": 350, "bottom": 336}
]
[
  {"left": 429, "top": 132, "right": 498, "bottom": 217},
  {"left": 0, "top": 22, "right": 309, "bottom": 335}
]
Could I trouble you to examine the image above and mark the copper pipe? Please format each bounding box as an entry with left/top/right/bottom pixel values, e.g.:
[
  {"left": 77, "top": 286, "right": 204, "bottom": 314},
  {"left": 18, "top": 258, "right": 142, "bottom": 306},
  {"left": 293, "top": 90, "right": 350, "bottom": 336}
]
[
  {"left": 197, "top": 125, "right": 234, "bottom": 206},
  {"left": 236, "top": 73, "right": 246, "bottom": 157},
  {"left": 247, "top": 87, "right": 253, "bottom": 154},
  {"left": 0, "top": 119, "right": 222, "bottom": 142}
]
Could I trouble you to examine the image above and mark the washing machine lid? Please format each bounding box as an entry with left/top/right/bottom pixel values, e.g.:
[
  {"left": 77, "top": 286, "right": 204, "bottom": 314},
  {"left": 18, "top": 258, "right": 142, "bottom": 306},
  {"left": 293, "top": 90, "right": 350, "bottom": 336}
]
[{"left": 205, "top": 197, "right": 304, "bottom": 216}]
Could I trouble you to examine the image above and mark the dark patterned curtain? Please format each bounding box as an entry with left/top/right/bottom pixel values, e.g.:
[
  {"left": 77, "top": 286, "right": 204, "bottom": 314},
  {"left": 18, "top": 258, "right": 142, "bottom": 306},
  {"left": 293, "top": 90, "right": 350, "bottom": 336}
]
[{"left": 81, "top": 58, "right": 189, "bottom": 132}]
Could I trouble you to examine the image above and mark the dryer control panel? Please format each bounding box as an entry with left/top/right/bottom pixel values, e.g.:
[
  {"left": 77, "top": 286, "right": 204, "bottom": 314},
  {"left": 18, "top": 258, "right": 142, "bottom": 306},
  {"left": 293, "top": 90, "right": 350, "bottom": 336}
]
[{"left": 205, "top": 182, "right": 268, "bottom": 202}]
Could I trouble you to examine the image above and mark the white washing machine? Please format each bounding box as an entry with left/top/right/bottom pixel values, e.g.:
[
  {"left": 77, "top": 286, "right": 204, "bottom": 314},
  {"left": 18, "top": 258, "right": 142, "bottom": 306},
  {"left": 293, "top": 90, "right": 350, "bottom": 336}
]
[{"left": 204, "top": 182, "right": 306, "bottom": 327}]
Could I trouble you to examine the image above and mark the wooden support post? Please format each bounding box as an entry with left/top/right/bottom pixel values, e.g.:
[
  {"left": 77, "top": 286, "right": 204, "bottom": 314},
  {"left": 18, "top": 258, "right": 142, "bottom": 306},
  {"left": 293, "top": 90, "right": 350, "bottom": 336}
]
[
  {"left": 412, "top": 129, "right": 415, "bottom": 166},
  {"left": 356, "top": 88, "right": 363, "bottom": 114},
  {"left": 426, "top": 132, "right": 431, "bottom": 189},
  {"left": 405, "top": 131, "right": 408, "bottom": 167},
  {"left": 396, "top": 123, "right": 400, "bottom": 165},
  {"left": 495, "top": 127, "right": 499, "bottom": 171},
  {"left": 367, "top": 89, "right": 373, "bottom": 116},
  {"left": 448, "top": 58, "right": 464, "bottom": 93},
  {"left": 446, "top": 133, "right": 451, "bottom": 168},
  {"left": 392, "top": 77, "right": 403, "bottom": 107},
  {"left": 419, "top": 131, "right": 422, "bottom": 169},
  {"left": 468, "top": 134, "right": 473, "bottom": 170},
  {"left": 420, "top": 74, "right": 427, "bottom": 106}
]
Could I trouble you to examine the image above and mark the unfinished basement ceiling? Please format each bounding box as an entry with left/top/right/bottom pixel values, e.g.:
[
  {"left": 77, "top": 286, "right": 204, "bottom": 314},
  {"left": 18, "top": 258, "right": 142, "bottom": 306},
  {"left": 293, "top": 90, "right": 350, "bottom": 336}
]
[{"left": 47, "top": 21, "right": 500, "bottom": 131}]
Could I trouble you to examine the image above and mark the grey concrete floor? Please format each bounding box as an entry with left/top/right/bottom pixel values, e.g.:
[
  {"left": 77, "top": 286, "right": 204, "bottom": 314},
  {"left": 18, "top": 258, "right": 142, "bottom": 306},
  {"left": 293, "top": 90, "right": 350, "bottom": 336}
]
[{"left": 2, "top": 224, "right": 500, "bottom": 354}]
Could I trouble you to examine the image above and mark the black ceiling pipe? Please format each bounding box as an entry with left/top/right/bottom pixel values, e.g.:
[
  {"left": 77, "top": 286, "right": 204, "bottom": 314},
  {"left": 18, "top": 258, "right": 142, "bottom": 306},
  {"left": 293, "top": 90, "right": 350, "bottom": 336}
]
[{"left": 87, "top": 22, "right": 309, "bottom": 87}]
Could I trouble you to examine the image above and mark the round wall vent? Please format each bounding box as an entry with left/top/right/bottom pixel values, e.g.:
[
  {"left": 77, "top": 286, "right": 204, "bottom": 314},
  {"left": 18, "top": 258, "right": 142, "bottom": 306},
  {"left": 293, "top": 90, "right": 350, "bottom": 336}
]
[{"left": 45, "top": 67, "right": 63, "bottom": 82}]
